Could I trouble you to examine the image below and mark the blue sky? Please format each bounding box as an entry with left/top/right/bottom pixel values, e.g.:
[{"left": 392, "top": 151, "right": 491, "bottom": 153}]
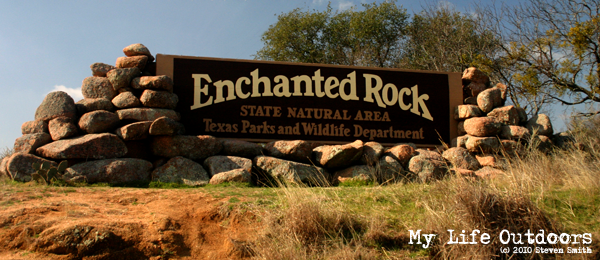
[{"left": 1, "top": 0, "right": 574, "bottom": 149}]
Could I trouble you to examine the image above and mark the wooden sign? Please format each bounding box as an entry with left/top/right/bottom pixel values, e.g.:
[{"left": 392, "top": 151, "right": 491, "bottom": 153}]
[{"left": 156, "top": 54, "right": 462, "bottom": 146}]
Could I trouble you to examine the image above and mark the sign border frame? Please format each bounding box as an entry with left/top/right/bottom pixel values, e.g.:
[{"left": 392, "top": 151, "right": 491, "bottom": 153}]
[{"left": 156, "top": 54, "right": 462, "bottom": 147}]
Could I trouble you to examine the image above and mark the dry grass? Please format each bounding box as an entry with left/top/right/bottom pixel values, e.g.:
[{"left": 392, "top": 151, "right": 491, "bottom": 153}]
[{"left": 249, "top": 116, "right": 600, "bottom": 259}]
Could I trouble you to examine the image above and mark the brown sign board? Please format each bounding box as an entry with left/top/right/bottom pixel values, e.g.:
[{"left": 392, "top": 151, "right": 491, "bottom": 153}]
[{"left": 156, "top": 54, "right": 462, "bottom": 147}]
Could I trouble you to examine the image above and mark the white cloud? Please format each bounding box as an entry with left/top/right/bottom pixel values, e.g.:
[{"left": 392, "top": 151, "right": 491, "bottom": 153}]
[
  {"left": 338, "top": 0, "right": 354, "bottom": 11},
  {"left": 50, "top": 85, "right": 84, "bottom": 102}
]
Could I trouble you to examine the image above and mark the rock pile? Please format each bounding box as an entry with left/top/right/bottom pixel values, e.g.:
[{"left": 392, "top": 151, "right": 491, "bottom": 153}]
[{"left": 0, "top": 47, "right": 570, "bottom": 186}]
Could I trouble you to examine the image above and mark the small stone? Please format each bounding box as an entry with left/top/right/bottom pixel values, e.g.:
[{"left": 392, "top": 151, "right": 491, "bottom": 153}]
[
  {"left": 220, "top": 139, "right": 263, "bottom": 158},
  {"left": 111, "top": 92, "right": 141, "bottom": 109},
  {"left": 76, "top": 98, "right": 115, "bottom": 114},
  {"left": 151, "top": 135, "right": 221, "bottom": 160},
  {"left": 209, "top": 169, "right": 251, "bottom": 185},
  {"left": 123, "top": 43, "right": 154, "bottom": 61},
  {"left": 78, "top": 110, "right": 120, "bottom": 134},
  {"left": 48, "top": 116, "right": 79, "bottom": 140},
  {"left": 442, "top": 147, "right": 481, "bottom": 171},
  {"left": 14, "top": 133, "right": 52, "bottom": 154},
  {"left": 36, "top": 133, "right": 127, "bottom": 160},
  {"left": 107, "top": 68, "right": 141, "bottom": 91},
  {"left": 139, "top": 89, "right": 178, "bottom": 109},
  {"left": 6, "top": 153, "right": 57, "bottom": 182},
  {"left": 477, "top": 87, "right": 503, "bottom": 113},
  {"left": 361, "top": 141, "right": 384, "bottom": 166},
  {"left": 526, "top": 114, "right": 554, "bottom": 136},
  {"left": 149, "top": 116, "right": 185, "bottom": 136},
  {"left": 116, "top": 56, "right": 148, "bottom": 70},
  {"left": 465, "top": 136, "right": 501, "bottom": 153},
  {"left": 487, "top": 106, "right": 520, "bottom": 125},
  {"left": 463, "top": 117, "right": 502, "bottom": 137},
  {"left": 116, "top": 121, "right": 152, "bottom": 141},
  {"left": 21, "top": 119, "right": 48, "bottom": 135},
  {"left": 454, "top": 105, "right": 482, "bottom": 119},
  {"left": 81, "top": 77, "right": 117, "bottom": 100},
  {"left": 64, "top": 158, "right": 152, "bottom": 184},
  {"left": 152, "top": 156, "right": 209, "bottom": 186},
  {"left": 117, "top": 108, "right": 180, "bottom": 122},
  {"left": 333, "top": 165, "right": 374, "bottom": 185},
  {"left": 264, "top": 140, "right": 313, "bottom": 163},
  {"left": 131, "top": 76, "right": 174, "bottom": 93},
  {"left": 90, "top": 63, "right": 115, "bottom": 77},
  {"left": 203, "top": 155, "right": 252, "bottom": 176},
  {"left": 313, "top": 140, "right": 363, "bottom": 169},
  {"left": 35, "top": 91, "right": 78, "bottom": 122}
]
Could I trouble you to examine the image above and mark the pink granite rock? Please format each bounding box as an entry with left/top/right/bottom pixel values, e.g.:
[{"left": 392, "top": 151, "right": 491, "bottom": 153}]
[
  {"left": 48, "top": 116, "right": 79, "bottom": 141},
  {"left": 35, "top": 91, "right": 78, "bottom": 122},
  {"left": 152, "top": 156, "right": 209, "bottom": 186},
  {"left": 115, "top": 121, "right": 152, "bottom": 141},
  {"left": 526, "top": 114, "right": 554, "bottom": 136},
  {"left": 313, "top": 140, "right": 364, "bottom": 169},
  {"left": 454, "top": 105, "right": 483, "bottom": 119},
  {"left": 36, "top": 133, "right": 127, "bottom": 160},
  {"left": 131, "top": 76, "right": 174, "bottom": 93},
  {"left": 442, "top": 147, "right": 481, "bottom": 171},
  {"left": 64, "top": 158, "right": 152, "bottom": 184},
  {"left": 463, "top": 117, "right": 502, "bottom": 137},
  {"left": 477, "top": 87, "right": 503, "bottom": 113},
  {"left": 90, "top": 63, "right": 115, "bottom": 77},
  {"left": 264, "top": 140, "right": 313, "bottom": 163},
  {"left": 203, "top": 155, "right": 252, "bottom": 176},
  {"left": 149, "top": 116, "right": 185, "bottom": 136},
  {"left": 111, "top": 92, "right": 141, "bottom": 109},
  {"left": 254, "top": 155, "right": 329, "bottom": 185},
  {"left": 76, "top": 98, "right": 115, "bottom": 114},
  {"left": 21, "top": 119, "right": 48, "bottom": 135},
  {"left": 116, "top": 56, "right": 148, "bottom": 70},
  {"left": 151, "top": 135, "right": 221, "bottom": 160},
  {"left": 107, "top": 67, "right": 141, "bottom": 91},
  {"left": 14, "top": 133, "right": 52, "bottom": 154},
  {"left": 117, "top": 108, "right": 180, "bottom": 122},
  {"left": 81, "top": 77, "right": 117, "bottom": 100},
  {"left": 78, "top": 111, "right": 120, "bottom": 134},
  {"left": 139, "top": 89, "right": 178, "bottom": 109},
  {"left": 6, "top": 153, "right": 57, "bottom": 182},
  {"left": 209, "top": 168, "right": 251, "bottom": 185},
  {"left": 487, "top": 105, "right": 520, "bottom": 125}
]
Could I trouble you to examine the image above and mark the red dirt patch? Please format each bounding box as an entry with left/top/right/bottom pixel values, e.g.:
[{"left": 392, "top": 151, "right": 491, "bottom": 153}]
[{"left": 0, "top": 186, "right": 259, "bottom": 259}]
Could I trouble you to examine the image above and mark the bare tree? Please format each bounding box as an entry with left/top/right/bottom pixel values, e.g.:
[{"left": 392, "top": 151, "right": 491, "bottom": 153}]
[{"left": 479, "top": 0, "right": 600, "bottom": 116}]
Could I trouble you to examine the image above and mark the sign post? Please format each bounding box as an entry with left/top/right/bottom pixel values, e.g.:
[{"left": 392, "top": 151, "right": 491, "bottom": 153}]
[{"left": 156, "top": 54, "right": 462, "bottom": 147}]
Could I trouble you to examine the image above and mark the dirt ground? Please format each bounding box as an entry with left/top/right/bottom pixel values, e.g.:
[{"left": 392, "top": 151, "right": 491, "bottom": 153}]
[{"left": 0, "top": 185, "right": 261, "bottom": 260}]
